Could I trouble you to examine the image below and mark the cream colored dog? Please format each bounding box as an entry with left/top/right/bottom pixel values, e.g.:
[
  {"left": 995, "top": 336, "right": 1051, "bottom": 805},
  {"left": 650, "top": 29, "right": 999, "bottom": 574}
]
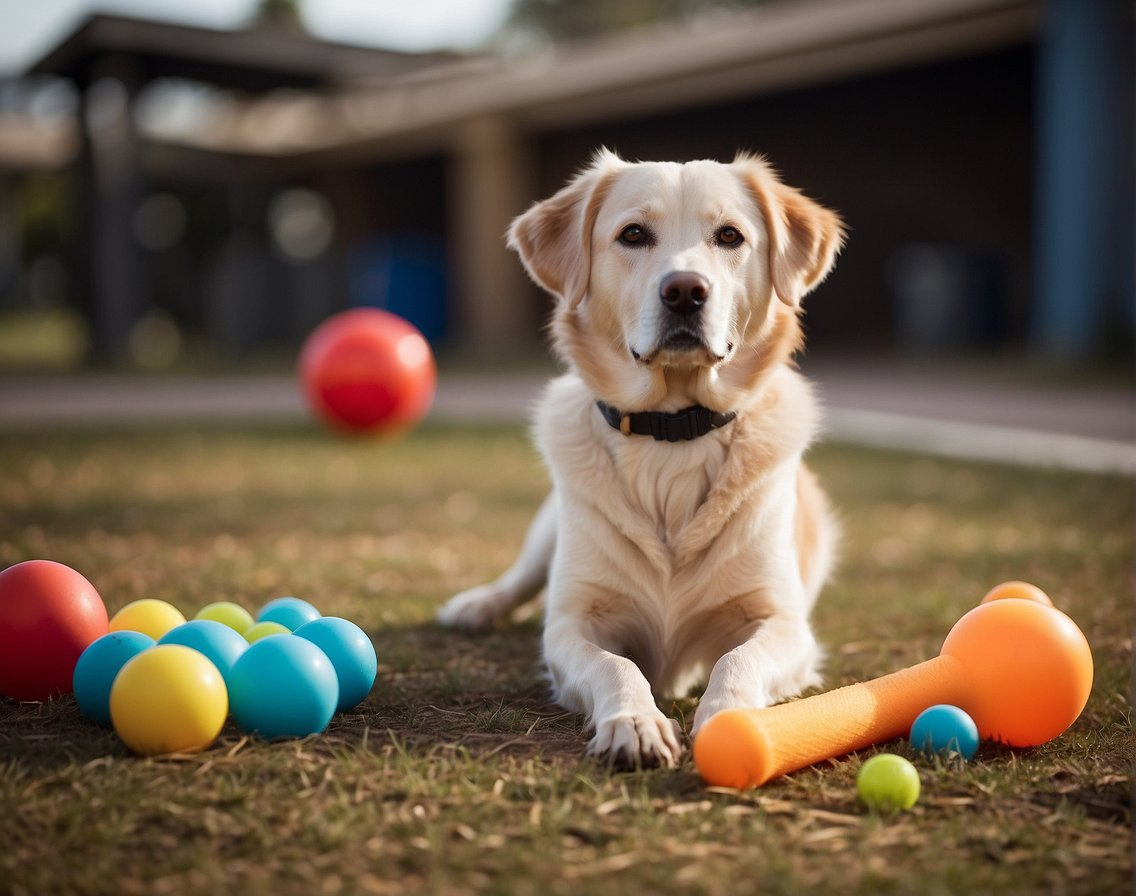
[{"left": 438, "top": 150, "right": 844, "bottom": 769}]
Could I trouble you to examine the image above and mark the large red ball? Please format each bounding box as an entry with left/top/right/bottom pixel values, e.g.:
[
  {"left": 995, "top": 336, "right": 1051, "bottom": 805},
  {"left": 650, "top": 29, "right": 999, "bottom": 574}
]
[
  {"left": 299, "top": 309, "right": 436, "bottom": 434},
  {"left": 0, "top": 560, "right": 109, "bottom": 701}
]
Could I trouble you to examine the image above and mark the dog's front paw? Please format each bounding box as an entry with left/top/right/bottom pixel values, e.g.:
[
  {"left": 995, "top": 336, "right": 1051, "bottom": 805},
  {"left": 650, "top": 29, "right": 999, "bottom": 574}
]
[
  {"left": 588, "top": 711, "right": 684, "bottom": 770},
  {"left": 690, "top": 691, "right": 769, "bottom": 737},
  {"left": 436, "top": 584, "right": 511, "bottom": 631}
]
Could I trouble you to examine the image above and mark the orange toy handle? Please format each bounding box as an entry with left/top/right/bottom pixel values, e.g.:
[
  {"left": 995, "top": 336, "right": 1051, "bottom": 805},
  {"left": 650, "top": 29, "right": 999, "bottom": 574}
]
[{"left": 693, "top": 654, "right": 972, "bottom": 789}]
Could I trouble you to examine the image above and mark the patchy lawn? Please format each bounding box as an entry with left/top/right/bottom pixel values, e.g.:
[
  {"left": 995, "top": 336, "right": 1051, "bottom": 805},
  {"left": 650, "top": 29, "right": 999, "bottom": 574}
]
[{"left": 0, "top": 422, "right": 1130, "bottom": 895}]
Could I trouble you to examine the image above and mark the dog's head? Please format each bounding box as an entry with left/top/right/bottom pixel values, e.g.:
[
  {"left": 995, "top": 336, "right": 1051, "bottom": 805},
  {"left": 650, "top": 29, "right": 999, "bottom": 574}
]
[{"left": 509, "top": 150, "right": 844, "bottom": 412}]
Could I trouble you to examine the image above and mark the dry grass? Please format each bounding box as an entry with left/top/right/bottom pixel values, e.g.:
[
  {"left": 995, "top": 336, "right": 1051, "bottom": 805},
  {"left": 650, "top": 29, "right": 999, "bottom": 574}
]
[{"left": 0, "top": 421, "right": 1131, "bottom": 895}]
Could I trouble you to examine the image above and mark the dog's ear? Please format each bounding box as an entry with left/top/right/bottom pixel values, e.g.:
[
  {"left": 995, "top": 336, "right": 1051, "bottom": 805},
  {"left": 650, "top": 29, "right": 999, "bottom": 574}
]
[
  {"left": 736, "top": 154, "right": 845, "bottom": 308},
  {"left": 508, "top": 149, "right": 624, "bottom": 309}
]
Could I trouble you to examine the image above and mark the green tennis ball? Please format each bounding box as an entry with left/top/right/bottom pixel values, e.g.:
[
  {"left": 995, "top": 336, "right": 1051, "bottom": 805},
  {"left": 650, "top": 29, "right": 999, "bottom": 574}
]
[{"left": 856, "top": 754, "right": 921, "bottom": 812}]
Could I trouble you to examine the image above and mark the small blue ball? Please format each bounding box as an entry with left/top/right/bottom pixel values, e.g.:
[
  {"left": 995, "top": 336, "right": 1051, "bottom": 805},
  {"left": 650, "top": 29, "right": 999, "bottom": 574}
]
[
  {"left": 910, "top": 704, "right": 980, "bottom": 760},
  {"left": 158, "top": 619, "right": 248, "bottom": 686},
  {"left": 257, "top": 596, "right": 321, "bottom": 631},
  {"left": 228, "top": 636, "right": 338, "bottom": 740},
  {"left": 294, "top": 617, "right": 377, "bottom": 712},
  {"left": 73, "top": 631, "right": 155, "bottom": 726}
]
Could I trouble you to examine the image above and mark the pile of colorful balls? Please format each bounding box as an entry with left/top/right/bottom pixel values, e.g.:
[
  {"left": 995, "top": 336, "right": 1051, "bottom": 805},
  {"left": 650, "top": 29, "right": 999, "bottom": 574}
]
[{"left": 0, "top": 559, "right": 377, "bottom": 756}]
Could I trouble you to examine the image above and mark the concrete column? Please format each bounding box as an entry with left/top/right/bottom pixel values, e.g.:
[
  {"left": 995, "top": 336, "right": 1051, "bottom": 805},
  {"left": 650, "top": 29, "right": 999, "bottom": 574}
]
[
  {"left": 76, "top": 59, "right": 150, "bottom": 363},
  {"left": 1033, "top": 0, "right": 1134, "bottom": 360},
  {"left": 448, "top": 116, "right": 537, "bottom": 354}
]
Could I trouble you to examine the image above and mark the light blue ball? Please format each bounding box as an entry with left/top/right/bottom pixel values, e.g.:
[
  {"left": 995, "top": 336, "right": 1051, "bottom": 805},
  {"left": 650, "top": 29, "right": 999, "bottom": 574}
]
[
  {"left": 73, "top": 631, "right": 155, "bottom": 726},
  {"left": 257, "top": 596, "right": 321, "bottom": 631},
  {"left": 158, "top": 619, "right": 248, "bottom": 686},
  {"left": 228, "top": 636, "right": 338, "bottom": 739},
  {"left": 294, "top": 617, "right": 377, "bottom": 712},
  {"left": 910, "top": 704, "right": 980, "bottom": 760}
]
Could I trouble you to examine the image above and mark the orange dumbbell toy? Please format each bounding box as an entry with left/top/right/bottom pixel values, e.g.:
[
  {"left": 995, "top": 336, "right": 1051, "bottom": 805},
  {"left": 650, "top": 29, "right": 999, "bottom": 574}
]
[
  {"left": 980, "top": 580, "right": 1054, "bottom": 606},
  {"left": 693, "top": 594, "right": 1093, "bottom": 789}
]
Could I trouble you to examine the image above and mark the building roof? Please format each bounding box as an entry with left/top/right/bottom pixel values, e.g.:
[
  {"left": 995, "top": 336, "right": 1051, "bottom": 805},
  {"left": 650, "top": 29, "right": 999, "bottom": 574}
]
[
  {"left": 26, "top": 13, "right": 458, "bottom": 92},
  {"left": 174, "top": 0, "right": 1041, "bottom": 162},
  {"left": 17, "top": 0, "right": 1040, "bottom": 168}
]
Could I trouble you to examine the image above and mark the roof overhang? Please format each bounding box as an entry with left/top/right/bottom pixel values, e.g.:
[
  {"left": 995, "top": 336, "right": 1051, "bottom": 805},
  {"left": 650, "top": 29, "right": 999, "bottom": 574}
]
[
  {"left": 199, "top": 0, "right": 1039, "bottom": 164},
  {"left": 15, "top": 0, "right": 1040, "bottom": 172},
  {"left": 27, "top": 13, "right": 457, "bottom": 92}
]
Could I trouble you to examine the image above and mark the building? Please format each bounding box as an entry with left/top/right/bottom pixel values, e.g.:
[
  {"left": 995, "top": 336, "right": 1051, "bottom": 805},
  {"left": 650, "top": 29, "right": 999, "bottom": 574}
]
[{"left": 13, "top": 0, "right": 1134, "bottom": 364}]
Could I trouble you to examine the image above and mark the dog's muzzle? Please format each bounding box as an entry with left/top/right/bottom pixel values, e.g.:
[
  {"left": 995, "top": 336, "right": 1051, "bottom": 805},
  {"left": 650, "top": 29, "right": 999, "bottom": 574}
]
[{"left": 658, "top": 271, "right": 713, "bottom": 352}]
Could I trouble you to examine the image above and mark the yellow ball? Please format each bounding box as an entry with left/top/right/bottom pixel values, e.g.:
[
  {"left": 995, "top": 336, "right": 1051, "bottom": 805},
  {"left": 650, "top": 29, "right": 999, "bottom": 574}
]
[
  {"left": 110, "top": 644, "right": 227, "bottom": 756},
  {"left": 109, "top": 599, "right": 186, "bottom": 640}
]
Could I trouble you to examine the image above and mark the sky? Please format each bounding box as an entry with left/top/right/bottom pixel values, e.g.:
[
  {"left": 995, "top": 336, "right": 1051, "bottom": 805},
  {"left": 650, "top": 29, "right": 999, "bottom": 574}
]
[{"left": 0, "top": 0, "right": 516, "bottom": 76}]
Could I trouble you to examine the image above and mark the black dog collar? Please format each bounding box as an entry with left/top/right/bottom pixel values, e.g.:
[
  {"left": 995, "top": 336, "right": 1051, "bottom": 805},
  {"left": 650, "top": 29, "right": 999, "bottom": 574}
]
[{"left": 596, "top": 401, "right": 737, "bottom": 442}]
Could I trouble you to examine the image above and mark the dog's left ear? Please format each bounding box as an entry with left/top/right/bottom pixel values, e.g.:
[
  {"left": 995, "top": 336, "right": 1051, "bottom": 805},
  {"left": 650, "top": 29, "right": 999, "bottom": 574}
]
[
  {"left": 736, "top": 155, "right": 845, "bottom": 308},
  {"left": 508, "top": 149, "right": 624, "bottom": 309}
]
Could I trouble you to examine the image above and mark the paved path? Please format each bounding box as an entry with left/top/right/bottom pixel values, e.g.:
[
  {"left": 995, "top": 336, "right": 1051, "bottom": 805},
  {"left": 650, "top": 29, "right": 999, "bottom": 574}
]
[
  {"left": 1, "top": 361, "right": 1133, "bottom": 474},
  {"left": 802, "top": 358, "right": 1135, "bottom": 475}
]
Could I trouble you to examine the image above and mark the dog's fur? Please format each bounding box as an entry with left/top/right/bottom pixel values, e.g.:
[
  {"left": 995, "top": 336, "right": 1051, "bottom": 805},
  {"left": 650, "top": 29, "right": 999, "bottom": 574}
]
[{"left": 437, "top": 150, "right": 844, "bottom": 768}]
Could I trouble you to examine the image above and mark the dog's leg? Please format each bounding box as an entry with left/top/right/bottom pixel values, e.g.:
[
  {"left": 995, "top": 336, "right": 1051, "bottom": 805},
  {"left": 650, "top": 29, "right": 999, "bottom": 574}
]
[
  {"left": 544, "top": 613, "right": 684, "bottom": 769},
  {"left": 690, "top": 610, "right": 822, "bottom": 735},
  {"left": 436, "top": 491, "right": 557, "bottom": 630}
]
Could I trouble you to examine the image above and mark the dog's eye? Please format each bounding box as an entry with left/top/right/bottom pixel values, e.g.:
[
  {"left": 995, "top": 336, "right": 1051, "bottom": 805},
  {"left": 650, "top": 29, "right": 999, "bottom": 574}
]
[
  {"left": 716, "top": 226, "right": 744, "bottom": 247},
  {"left": 619, "top": 224, "right": 651, "bottom": 246}
]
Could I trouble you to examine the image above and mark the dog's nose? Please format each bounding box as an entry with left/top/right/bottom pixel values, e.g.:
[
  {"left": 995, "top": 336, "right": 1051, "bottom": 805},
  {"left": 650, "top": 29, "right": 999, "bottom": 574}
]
[{"left": 659, "top": 271, "right": 710, "bottom": 315}]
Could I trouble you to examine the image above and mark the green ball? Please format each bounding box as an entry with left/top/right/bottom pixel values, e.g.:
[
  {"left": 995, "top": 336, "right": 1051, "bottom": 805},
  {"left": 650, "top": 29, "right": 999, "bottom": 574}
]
[
  {"left": 856, "top": 754, "right": 921, "bottom": 812},
  {"left": 243, "top": 621, "right": 292, "bottom": 644},
  {"left": 195, "top": 601, "right": 255, "bottom": 634}
]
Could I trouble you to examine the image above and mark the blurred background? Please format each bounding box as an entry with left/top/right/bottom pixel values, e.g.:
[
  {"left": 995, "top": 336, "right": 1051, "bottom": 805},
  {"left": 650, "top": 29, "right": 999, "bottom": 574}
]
[{"left": 0, "top": 0, "right": 1131, "bottom": 373}]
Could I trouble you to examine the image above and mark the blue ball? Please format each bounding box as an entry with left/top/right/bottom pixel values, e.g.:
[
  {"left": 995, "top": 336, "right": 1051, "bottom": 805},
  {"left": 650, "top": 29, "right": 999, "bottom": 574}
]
[
  {"left": 73, "top": 631, "right": 155, "bottom": 726},
  {"left": 228, "top": 636, "right": 338, "bottom": 740},
  {"left": 158, "top": 619, "right": 248, "bottom": 686},
  {"left": 257, "top": 596, "right": 321, "bottom": 631},
  {"left": 294, "top": 617, "right": 377, "bottom": 712},
  {"left": 910, "top": 704, "right": 980, "bottom": 760}
]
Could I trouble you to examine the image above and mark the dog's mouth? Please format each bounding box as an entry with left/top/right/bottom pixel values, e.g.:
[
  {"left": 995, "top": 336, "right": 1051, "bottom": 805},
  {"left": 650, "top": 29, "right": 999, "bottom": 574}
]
[
  {"left": 661, "top": 328, "right": 705, "bottom": 351},
  {"left": 632, "top": 330, "right": 733, "bottom": 366}
]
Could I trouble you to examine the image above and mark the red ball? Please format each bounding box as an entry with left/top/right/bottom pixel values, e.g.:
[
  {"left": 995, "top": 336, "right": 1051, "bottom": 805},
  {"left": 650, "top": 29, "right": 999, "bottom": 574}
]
[
  {"left": 0, "top": 560, "right": 109, "bottom": 701},
  {"left": 299, "top": 309, "right": 436, "bottom": 434}
]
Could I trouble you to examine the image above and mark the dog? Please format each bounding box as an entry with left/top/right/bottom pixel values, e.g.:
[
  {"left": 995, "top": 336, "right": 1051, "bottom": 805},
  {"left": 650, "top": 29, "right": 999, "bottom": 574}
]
[{"left": 437, "top": 150, "right": 844, "bottom": 769}]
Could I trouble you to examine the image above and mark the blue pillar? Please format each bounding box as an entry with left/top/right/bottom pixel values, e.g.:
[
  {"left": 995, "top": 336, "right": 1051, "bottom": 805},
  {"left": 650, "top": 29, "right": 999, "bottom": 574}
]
[{"left": 1033, "top": 0, "right": 1134, "bottom": 360}]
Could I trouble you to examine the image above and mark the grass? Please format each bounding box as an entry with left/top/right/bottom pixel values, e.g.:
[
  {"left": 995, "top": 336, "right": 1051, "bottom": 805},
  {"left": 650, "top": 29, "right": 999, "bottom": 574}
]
[{"left": 0, "top": 421, "right": 1131, "bottom": 895}]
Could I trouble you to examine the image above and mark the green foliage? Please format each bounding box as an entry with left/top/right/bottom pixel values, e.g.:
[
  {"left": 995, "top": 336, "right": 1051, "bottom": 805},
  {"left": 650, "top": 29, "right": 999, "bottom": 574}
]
[
  {"left": 252, "top": 0, "right": 304, "bottom": 31},
  {"left": 16, "top": 172, "right": 70, "bottom": 254},
  {"left": 506, "top": 0, "right": 774, "bottom": 41}
]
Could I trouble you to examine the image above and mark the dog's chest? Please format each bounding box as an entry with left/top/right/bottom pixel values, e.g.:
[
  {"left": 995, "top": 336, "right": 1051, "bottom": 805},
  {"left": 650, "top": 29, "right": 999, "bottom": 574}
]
[{"left": 608, "top": 436, "right": 728, "bottom": 547}]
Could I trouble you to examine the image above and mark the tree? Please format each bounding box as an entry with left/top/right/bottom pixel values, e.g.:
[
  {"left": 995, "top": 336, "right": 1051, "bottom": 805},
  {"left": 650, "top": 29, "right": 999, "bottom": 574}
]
[
  {"left": 252, "top": 0, "right": 305, "bottom": 31},
  {"left": 504, "top": 0, "right": 774, "bottom": 42}
]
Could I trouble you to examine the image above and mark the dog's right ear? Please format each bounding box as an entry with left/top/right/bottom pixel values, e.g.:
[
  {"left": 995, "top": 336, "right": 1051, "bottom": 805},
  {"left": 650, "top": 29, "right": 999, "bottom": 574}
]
[{"left": 507, "top": 149, "right": 624, "bottom": 309}]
